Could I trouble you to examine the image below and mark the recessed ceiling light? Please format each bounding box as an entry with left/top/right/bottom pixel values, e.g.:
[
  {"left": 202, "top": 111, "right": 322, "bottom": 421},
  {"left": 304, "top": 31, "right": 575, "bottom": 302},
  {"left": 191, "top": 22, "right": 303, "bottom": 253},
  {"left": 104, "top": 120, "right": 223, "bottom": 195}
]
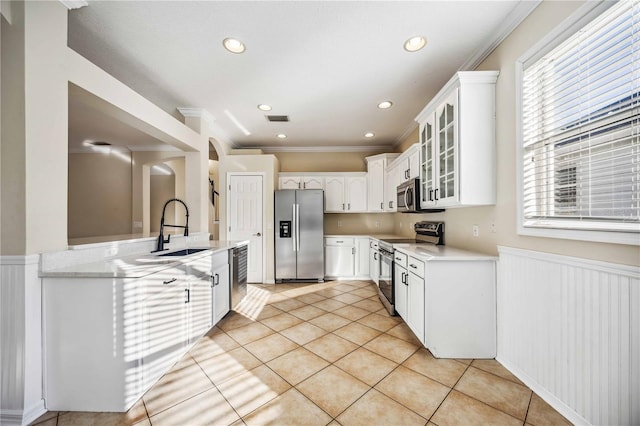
[
  {"left": 364, "top": 132, "right": 375, "bottom": 138},
  {"left": 277, "top": 133, "right": 287, "bottom": 139},
  {"left": 404, "top": 36, "right": 427, "bottom": 52},
  {"left": 88, "top": 141, "right": 111, "bottom": 146},
  {"left": 223, "top": 37, "right": 245, "bottom": 54},
  {"left": 377, "top": 101, "right": 393, "bottom": 109},
  {"left": 257, "top": 104, "right": 272, "bottom": 111}
]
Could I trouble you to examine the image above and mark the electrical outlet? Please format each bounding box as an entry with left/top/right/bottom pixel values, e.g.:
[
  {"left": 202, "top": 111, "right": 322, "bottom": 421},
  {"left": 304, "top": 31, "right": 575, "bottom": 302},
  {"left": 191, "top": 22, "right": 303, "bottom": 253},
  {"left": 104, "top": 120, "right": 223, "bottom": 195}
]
[
  {"left": 472, "top": 225, "right": 479, "bottom": 237},
  {"left": 375, "top": 221, "right": 380, "bottom": 228},
  {"left": 133, "top": 221, "right": 142, "bottom": 229},
  {"left": 337, "top": 220, "right": 342, "bottom": 228},
  {"left": 490, "top": 223, "right": 497, "bottom": 233}
]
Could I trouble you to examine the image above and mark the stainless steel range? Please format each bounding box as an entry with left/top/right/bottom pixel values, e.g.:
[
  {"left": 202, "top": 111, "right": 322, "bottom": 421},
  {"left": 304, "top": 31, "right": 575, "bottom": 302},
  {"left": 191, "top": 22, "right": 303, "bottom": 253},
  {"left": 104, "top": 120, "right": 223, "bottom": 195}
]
[{"left": 377, "top": 221, "right": 445, "bottom": 315}]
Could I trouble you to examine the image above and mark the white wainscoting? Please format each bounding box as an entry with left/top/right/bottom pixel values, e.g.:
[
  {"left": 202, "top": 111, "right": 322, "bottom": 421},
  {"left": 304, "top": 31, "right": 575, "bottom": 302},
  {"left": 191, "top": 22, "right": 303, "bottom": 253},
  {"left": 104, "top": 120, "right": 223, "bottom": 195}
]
[
  {"left": 0, "top": 255, "right": 45, "bottom": 426},
  {"left": 497, "top": 246, "right": 639, "bottom": 426}
]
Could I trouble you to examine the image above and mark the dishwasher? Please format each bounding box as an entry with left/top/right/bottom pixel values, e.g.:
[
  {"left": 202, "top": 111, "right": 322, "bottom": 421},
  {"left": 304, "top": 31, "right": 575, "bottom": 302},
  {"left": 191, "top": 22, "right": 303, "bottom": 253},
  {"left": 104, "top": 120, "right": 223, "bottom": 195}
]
[{"left": 230, "top": 244, "right": 248, "bottom": 309}]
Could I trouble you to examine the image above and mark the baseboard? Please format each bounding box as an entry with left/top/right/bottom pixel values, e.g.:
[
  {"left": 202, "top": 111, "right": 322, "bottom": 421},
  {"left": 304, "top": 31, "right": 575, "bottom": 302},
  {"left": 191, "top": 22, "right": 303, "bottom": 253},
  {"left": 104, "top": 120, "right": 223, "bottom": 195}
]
[
  {"left": 497, "top": 356, "right": 589, "bottom": 426},
  {"left": 22, "top": 399, "right": 47, "bottom": 426},
  {"left": 0, "top": 409, "right": 23, "bottom": 426}
]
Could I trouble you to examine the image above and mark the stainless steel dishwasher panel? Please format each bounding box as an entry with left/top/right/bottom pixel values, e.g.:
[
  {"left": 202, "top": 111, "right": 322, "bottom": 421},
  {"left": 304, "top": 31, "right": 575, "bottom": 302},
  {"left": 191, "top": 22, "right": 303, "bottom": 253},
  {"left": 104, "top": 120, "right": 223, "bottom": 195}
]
[{"left": 230, "top": 245, "right": 248, "bottom": 309}]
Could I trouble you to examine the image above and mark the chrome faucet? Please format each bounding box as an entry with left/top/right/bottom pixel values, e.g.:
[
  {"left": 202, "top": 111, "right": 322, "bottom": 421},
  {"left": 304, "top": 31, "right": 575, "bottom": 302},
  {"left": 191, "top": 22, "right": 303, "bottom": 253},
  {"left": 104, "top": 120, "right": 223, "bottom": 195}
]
[{"left": 152, "top": 198, "right": 189, "bottom": 253}]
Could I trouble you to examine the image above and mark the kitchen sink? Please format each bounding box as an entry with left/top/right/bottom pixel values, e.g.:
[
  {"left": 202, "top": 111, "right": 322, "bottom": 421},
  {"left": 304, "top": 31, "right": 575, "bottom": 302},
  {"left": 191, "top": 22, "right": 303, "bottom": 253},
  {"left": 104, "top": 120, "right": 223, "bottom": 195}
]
[{"left": 157, "top": 248, "right": 209, "bottom": 257}]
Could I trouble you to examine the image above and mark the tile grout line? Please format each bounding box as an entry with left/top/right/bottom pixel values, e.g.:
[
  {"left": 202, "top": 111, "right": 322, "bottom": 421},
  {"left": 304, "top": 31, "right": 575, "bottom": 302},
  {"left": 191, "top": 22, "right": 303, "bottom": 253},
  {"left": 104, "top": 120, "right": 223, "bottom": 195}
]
[{"left": 427, "top": 357, "right": 473, "bottom": 424}]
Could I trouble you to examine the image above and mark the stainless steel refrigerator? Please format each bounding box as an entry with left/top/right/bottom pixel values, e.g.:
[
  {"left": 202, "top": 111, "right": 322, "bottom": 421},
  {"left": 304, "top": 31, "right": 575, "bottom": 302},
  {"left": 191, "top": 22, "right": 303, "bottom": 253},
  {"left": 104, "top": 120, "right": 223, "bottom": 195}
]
[{"left": 275, "top": 189, "right": 324, "bottom": 282}]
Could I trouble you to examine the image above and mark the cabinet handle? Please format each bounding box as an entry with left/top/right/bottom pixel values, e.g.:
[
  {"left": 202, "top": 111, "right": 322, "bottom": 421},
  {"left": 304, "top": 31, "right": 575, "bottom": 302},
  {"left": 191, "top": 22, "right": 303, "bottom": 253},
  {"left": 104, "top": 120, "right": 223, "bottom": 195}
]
[
  {"left": 352, "top": 247, "right": 355, "bottom": 255},
  {"left": 395, "top": 257, "right": 402, "bottom": 261},
  {"left": 303, "top": 182, "right": 306, "bottom": 189},
  {"left": 409, "top": 264, "right": 418, "bottom": 269},
  {"left": 184, "top": 288, "right": 190, "bottom": 304},
  {"left": 429, "top": 189, "right": 433, "bottom": 201},
  {"left": 348, "top": 203, "right": 351, "bottom": 210},
  {"left": 342, "top": 203, "right": 345, "bottom": 210},
  {"left": 434, "top": 188, "right": 439, "bottom": 200},
  {"left": 163, "top": 277, "right": 177, "bottom": 285},
  {"left": 380, "top": 202, "right": 383, "bottom": 210},
  {"left": 211, "top": 273, "right": 219, "bottom": 287},
  {"left": 374, "top": 252, "right": 378, "bottom": 260},
  {"left": 389, "top": 201, "right": 393, "bottom": 208},
  {"left": 336, "top": 240, "right": 343, "bottom": 243}
]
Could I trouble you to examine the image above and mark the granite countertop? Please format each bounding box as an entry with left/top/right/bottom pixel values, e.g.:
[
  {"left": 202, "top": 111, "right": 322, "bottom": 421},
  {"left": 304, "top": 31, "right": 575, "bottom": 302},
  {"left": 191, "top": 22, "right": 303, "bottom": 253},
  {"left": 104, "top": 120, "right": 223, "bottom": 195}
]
[{"left": 40, "top": 240, "right": 249, "bottom": 279}]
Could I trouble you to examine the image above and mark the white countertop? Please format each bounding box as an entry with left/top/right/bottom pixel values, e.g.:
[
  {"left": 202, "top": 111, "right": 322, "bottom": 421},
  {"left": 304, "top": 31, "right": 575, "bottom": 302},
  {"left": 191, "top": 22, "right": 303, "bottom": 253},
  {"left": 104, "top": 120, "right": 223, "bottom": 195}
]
[
  {"left": 395, "top": 244, "right": 497, "bottom": 261},
  {"left": 40, "top": 240, "right": 249, "bottom": 279},
  {"left": 324, "top": 234, "right": 404, "bottom": 240}
]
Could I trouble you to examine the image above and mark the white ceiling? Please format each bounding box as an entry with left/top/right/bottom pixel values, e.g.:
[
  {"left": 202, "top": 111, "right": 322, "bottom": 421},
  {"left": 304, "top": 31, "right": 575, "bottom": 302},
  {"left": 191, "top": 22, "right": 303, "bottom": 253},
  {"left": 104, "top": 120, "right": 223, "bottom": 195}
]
[{"left": 67, "top": 1, "right": 538, "bottom": 151}]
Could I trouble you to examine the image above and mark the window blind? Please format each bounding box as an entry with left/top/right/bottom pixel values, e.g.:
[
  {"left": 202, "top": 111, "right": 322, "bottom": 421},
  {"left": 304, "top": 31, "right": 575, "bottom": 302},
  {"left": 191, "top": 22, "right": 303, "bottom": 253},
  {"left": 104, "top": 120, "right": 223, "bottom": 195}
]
[{"left": 521, "top": 1, "right": 639, "bottom": 233}]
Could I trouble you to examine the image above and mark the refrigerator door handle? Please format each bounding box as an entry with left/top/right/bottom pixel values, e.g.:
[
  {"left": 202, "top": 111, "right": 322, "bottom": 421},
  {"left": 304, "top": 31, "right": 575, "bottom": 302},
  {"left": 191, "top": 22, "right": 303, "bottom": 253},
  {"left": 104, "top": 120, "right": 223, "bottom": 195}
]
[
  {"left": 292, "top": 204, "right": 297, "bottom": 252},
  {"left": 295, "top": 204, "right": 301, "bottom": 253}
]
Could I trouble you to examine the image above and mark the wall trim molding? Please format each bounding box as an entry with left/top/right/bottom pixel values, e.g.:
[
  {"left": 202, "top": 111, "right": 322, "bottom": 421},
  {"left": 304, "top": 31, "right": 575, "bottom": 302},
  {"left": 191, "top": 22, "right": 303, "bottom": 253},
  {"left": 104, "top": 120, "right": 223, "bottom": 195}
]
[
  {"left": 496, "top": 356, "right": 587, "bottom": 426},
  {"left": 0, "top": 254, "right": 40, "bottom": 266},
  {"left": 22, "top": 399, "right": 47, "bottom": 426},
  {"left": 498, "top": 246, "right": 639, "bottom": 276},
  {"left": 260, "top": 145, "right": 392, "bottom": 153},
  {"left": 59, "top": 0, "right": 88, "bottom": 10},
  {"left": 0, "top": 410, "right": 23, "bottom": 426}
]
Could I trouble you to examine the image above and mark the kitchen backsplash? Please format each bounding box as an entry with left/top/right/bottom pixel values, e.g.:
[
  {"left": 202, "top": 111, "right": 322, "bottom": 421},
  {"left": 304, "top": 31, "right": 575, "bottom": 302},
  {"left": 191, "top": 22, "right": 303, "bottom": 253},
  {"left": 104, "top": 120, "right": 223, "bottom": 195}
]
[{"left": 324, "top": 213, "right": 396, "bottom": 235}]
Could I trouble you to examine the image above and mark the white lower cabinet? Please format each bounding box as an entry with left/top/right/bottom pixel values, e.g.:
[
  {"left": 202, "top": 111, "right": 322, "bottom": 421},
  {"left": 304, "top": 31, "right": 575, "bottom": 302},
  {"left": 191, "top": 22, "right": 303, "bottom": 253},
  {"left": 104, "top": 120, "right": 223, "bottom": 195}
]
[
  {"left": 43, "top": 249, "right": 231, "bottom": 412},
  {"left": 407, "top": 257, "right": 425, "bottom": 343},
  {"left": 355, "top": 237, "right": 370, "bottom": 278},
  {"left": 211, "top": 251, "right": 230, "bottom": 324},
  {"left": 369, "top": 239, "right": 380, "bottom": 285},
  {"left": 394, "top": 263, "right": 408, "bottom": 318},
  {"left": 324, "top": 237, "right": 370, "bottom": 279},
  {"left": 325, "top": 238, "right": 355, "bottom": 277},
  {"left": 394, "top": 247, "right": 496, "bottom": 358}
]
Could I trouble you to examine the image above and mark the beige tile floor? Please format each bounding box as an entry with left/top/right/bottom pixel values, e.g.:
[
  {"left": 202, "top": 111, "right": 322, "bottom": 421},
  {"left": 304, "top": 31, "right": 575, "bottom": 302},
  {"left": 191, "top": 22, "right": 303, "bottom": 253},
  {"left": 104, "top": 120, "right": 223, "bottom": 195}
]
[{"left": 31, "top": 281, "right": 572, "bottom": 426}]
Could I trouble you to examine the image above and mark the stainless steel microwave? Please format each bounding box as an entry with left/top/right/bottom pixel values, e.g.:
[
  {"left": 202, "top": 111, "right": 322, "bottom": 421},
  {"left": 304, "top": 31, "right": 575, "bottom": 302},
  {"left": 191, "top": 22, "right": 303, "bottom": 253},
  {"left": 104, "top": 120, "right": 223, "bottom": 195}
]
[{"left": 397, "top": 178, "right": 421, "bottom": 212}]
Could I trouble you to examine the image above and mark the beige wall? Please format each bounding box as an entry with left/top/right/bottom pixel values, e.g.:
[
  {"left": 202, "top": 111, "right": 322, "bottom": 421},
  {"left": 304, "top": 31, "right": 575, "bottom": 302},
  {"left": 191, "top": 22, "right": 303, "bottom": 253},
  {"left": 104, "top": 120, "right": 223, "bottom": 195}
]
[
  {"left": 1, "top": 1, "right": 68, "bottom": 254},
  {"left": 150, "top": 174, "right": 175, "bottom": 233},
  {"left": 208, "top": 160, "right": 220, "bottom": 239},
  {"left": 395, "top": 127, "right": 419, "bottom": 154},
  {"left": 68, "top": 152, "right": 133, "bottom": 238},
  {"left": 394, "top": 0, "right": 639, "bottom": 266},
  {"left": 325, "top": 213, "right": 395, "bottom": 235},
  {"left": 274, "top": 150, "right": 386, "bottom": 172}
]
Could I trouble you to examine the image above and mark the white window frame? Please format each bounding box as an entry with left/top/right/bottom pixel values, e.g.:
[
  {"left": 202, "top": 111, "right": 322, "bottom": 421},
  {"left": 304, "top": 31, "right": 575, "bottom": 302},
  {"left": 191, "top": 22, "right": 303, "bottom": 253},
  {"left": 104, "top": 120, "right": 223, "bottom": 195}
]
[{"left": 516, "top": 0, "right": 639, "bottom": 246}]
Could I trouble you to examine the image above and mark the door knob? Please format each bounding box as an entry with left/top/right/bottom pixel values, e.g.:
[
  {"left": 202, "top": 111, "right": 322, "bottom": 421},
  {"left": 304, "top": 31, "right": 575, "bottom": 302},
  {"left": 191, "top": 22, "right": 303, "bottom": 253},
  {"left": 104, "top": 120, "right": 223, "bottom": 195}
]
[{"left": 254, "top": 232, "right": 262, "bottom": 237}]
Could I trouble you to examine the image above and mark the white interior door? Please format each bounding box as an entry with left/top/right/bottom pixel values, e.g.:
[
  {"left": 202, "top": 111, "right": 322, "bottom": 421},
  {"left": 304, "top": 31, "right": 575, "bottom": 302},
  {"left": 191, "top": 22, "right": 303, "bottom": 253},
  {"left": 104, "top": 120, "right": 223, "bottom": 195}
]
[{"left": 228, "top": 174, "right": 263, "bottom": 283}]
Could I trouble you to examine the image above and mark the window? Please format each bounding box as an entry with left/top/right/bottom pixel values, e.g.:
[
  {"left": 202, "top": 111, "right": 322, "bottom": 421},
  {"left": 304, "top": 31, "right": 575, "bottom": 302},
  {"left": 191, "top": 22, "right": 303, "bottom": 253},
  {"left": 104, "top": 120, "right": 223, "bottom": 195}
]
[{"left": 517, "top": 1, "right": 639, "bottom": 245}]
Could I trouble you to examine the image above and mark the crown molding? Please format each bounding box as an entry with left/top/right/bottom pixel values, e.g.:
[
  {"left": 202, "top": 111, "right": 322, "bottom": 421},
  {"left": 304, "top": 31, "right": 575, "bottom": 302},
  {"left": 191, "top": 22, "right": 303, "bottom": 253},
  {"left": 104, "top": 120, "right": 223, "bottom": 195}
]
[
  {"left": 458, "top": 0, "right": 542, "bottom": 71},
  {"left": 259, "top": 145, "right": 393, "bottom": 153},
  {"left": 177, "top": 107, "right": 216, "bottom": 127},
  {"left": 59, "top": 0, "right": 88, "bottom": 10}
]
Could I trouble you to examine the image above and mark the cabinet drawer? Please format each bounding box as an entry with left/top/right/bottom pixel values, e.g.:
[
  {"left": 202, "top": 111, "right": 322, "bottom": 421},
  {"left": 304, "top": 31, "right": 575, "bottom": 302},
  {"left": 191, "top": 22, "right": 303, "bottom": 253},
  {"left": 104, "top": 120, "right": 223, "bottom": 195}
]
[
  {"left": 394, "top": 251, "right": 408, "bottom": 269},
  {"left": 407, "top": 256, "right": 425, "bottom": 278},
  {"left": 212, "top": 249, "right": 229, "bottom": 268},
  {"left": 325, "top": 237, "right": 354, "bottom": 246}
]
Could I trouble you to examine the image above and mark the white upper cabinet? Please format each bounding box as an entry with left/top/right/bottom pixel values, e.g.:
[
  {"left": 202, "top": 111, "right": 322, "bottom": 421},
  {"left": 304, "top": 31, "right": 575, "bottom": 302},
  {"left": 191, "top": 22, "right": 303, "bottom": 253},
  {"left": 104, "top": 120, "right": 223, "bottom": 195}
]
[
  {"left": 302, "top": 176, "right": 324, "bottom": 190},
  {"left": 416, "top": 71, "right": 499, "bottom": 208},
  {"left": 367, "top": 158, "right": 386, "bottom": 212},
  {"left": 323, "top": 174, "right": 367, "bottom": 212},
  {"left": 280, "top": 176, "right": 302, "bottom": 189},
  {"left": 392, "top": 143, "right": 420, "bottom": 184},
  {"left": 365, "top": 153, "right": 398, "bottom": 212},
  {"left": 345, "top": 176, "right": 367, "bottom": 212},
  {"left": 278, "top": 176, "right": 324, "bottom": 190},
  {"left": 325, "top": 176, "right": 346, "bottom": 211}
]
